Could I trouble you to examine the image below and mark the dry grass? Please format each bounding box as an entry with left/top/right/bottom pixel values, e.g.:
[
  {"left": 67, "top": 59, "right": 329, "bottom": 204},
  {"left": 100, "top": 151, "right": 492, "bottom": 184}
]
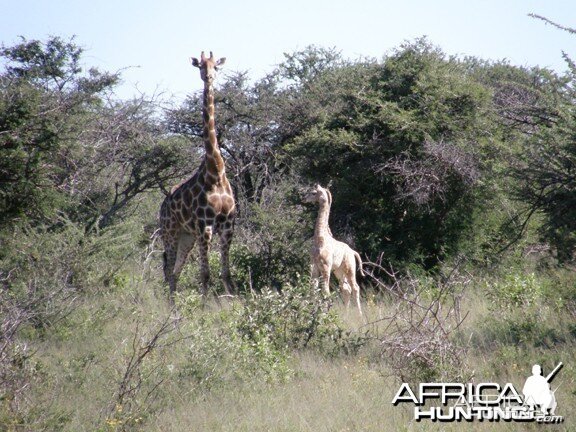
[
  {"left": 13, "top": 271, "right": 576, "bottom": 432},
  {"left": 150, "top": 353, "right": 399, "bottom": 432},
  {"left": 147, "top": 350, "right": 574, "bottom": 432}
]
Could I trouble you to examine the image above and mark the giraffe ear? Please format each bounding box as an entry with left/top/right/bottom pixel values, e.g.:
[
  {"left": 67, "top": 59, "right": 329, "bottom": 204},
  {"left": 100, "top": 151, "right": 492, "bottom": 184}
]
[
  {"left": 191, "top": 57, "right": 201, "bottom": 68},
  {"left": 215, "top": 57, "right": 226, "bottom": 68}
]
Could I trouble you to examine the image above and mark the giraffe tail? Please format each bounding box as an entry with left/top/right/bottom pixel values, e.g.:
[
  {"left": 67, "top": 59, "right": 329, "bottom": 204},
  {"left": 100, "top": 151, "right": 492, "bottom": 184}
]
[{"left": 354, "top": 251, "right": 365, "bottom": 277}]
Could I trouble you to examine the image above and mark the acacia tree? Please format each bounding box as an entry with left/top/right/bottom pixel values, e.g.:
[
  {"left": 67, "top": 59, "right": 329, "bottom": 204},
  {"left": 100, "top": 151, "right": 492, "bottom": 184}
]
[
  {"left": 75, "top": 96, "right": 194, "bottom": 231},
  {"left": 0, "top": 37, "right": 193, "bottom": 232},
  {"left": 475, "top": 15, "right": 576, "bottom": 263},
  {"left": 0, "top": 37, "right": 198, "bottom": 422},
  {"left": 0, "top": 36, "right": 119, "bottom": 226},
  {"left": 510, "top": 15, "right": 576, "bottom": 262},
  {"left": 282, "top": 42, "right": 496, "bottom": 269}
]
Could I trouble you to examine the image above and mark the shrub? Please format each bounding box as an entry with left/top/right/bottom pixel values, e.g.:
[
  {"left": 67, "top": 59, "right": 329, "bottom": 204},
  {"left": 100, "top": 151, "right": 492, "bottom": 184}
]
[
  {"left": 368, "top": 269, "right": 470, "bottom": 383},
  {"left": 236, "top": 281, "right": 343, "bottom": 352},
  {"left": 232, "top": 181, "right": 310, "bottom": 293},
  {"left": 175, "top": 292, "right": 294, "bottom": 388},
  {"left": 0, "top": 215, "right": 143, "bottom": 430},
  {"left": 486, "top": 272, "right": 542, "bottom": 309},
  {"left": 173, "top": 276, "right": 365, "bottom": 393}
]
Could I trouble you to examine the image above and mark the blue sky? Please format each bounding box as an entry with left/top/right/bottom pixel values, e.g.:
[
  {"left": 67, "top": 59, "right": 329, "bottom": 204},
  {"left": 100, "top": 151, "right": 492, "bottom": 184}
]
[{"left": 2, "top": 0, "right": 575, "bottom": 100}]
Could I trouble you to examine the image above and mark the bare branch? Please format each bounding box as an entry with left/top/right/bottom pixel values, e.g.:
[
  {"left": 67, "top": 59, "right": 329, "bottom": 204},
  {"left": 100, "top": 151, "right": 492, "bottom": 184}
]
[{"left": 529, "top": 13, "right": 576, "bottom": 35}]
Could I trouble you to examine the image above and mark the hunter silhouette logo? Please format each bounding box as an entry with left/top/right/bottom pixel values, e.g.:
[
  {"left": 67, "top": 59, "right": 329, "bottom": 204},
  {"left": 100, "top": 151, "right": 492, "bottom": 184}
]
[
  {"left": 392, "top": 362, "right": 564, "bottom": 423},
  {"left": 522, "top": 362, "right": 562, "bottom": 416}
]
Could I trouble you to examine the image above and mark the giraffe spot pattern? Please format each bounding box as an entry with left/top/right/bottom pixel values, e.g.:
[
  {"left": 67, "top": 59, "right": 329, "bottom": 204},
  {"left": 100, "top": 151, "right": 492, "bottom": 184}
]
[{"left": 159, "top": 53, "right": 236, "bottom": 297}]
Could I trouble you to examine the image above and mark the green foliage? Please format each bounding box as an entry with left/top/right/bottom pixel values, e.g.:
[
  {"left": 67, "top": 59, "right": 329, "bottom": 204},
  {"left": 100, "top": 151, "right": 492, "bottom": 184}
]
[
  {"left": 237, "top": 283, "right": 341, "bottom": 352},
  {"left": 0, "top": 214, "right": 142, "bottom": 360},
  {"left": 473, "top": 268, "right": 576, "bottom": 351},
  {"left": 1, "top": 36, "right": 82, "bottom": 81},
  {"left": 515, "top": 105, "right": 576, "bottom": 261},
  {"left": 0, "top": 37, "right": 119, "bottom": 227},
  {"left": 232, "top": 180, "right": 310, "bottom": 292},
  {"left": 2, "top": 33, "right": 576, "bottom": 431},
  {"left": 0, "top": 36, "right": 190, "bottom": 235},
  {"left": 470, "top": 53, "right": 576, "bottom": 261},
  {"left": 543, "top": 268, "right": 576, "bottom": 315},
  {"left": 75, "top": 104, "right": 193, "bottom": 231},
  {"left": 477, "top": 312, "right": 567, "bottom": 350},
  {"left": 486, "top": 272, "right": 542, "bottom": 309},
  {"left": 278, "top": 45, "right": 345, "bottom": 85},
  {"left": 283, "top": 40, "right": 496, "bottom": 269},
  {"left": 174, "top": 294, "right": 295, "bottom": 389},
  {"left": 174, "top": 277, "right": 360, "bottom": 391}
]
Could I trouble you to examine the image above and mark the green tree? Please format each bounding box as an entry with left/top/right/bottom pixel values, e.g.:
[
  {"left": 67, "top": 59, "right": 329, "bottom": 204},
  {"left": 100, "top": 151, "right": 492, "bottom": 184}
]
[
  {"left": 0, "top": 36, "right": 194, "bottom": 232},
  {"left": 0, "top": 36, "right": 118, "bottom": 226},
  {"left": 283, "top": 41, "right": 496, "bottom": 269},
  {"left": 501, "top": 15, "right": 576, "bottom": 262},
  {"left": 511, "top": 16, "right": 576, "bottom": 262}
]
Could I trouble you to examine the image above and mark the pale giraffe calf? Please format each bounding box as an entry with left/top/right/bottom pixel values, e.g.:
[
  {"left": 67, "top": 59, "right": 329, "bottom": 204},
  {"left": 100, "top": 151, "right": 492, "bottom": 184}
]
[{"left": 303, "top": 184, "right": 364, "bottom": 315}]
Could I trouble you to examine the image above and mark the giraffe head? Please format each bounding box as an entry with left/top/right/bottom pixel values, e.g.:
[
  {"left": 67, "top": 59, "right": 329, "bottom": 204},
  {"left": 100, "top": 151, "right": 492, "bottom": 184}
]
[
  {"left": 191, "top": 51, "right": 226, "bottom": 84},
  {"left": 303, "top": 184, "right": 332, "bottom": 205}
]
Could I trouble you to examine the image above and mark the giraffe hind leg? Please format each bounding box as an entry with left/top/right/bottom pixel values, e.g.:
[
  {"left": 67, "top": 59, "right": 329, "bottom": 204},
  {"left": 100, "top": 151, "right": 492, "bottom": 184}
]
[
  {"left": 162, "top": 244, "right": 178, "bottom": 301},
  {"left": 173, "top": 232, "right": 196, "bottom": 277},
  {"left": 320, "top": 266, "right": 331, "bottom": 296},
  {"left": 340, "top": 280, "right": 352, "bottom": 310},
  {"left": 351, "top": 279, "right": 362, "bottom": 316},
  {"left": 310, "top": 264, "right": 320, "bottom": 290}
]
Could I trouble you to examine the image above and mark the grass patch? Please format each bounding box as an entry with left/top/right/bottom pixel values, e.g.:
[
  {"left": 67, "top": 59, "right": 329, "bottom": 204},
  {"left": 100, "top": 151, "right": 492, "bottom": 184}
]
[{"left": 2, "top": 266, "right": 575, "bottom": 431}]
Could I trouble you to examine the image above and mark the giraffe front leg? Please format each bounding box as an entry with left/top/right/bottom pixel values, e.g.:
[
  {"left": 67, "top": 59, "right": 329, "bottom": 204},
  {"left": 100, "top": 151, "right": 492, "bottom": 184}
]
[
  {"left": 219, "top": 228, "right": 236, "bottom": 295},
  {"left": 198, "top": 226, "right": 213, "bottom": 296},
  {"left": 319, "top": 265, "right": 331, "bottom": 297},
  {"left": 310, "top": 264, "right": 320, "bottom": 290}
]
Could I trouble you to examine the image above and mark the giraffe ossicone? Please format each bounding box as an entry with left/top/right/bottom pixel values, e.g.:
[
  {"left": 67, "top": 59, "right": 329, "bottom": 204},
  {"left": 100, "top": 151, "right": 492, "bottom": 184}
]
[{"left": 159, "top": 51, "right": 236, "bottom": 300}]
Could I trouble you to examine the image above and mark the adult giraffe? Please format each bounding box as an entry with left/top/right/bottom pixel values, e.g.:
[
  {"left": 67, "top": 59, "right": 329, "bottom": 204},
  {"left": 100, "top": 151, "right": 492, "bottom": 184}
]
[{"left": 159, "top": 51, "right": 236, "bottom": 300}]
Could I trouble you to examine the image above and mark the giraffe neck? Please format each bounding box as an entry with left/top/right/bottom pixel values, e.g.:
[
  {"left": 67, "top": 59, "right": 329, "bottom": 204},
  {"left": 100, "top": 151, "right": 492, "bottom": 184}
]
[
  {"left": 315, "top": 198, "right": 331, "bottom": 238},
  {"left": 202, "top": 81, "right": 225, "bottom": 184}
]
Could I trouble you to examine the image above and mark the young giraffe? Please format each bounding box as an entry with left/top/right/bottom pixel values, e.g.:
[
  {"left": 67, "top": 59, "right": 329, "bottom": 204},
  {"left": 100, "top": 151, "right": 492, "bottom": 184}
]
[
  {"left": 303, "top": 184, "right": 364, "bottom": 315},
  {"left": 159, "top": 51, "right": 236, "bottom": 299}
]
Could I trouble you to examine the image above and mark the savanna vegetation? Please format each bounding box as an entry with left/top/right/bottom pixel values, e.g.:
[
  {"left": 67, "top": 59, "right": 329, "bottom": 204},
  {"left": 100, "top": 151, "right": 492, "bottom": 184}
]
[{"left": 1, "top": 19, "right": 575, "bottom": 431}]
